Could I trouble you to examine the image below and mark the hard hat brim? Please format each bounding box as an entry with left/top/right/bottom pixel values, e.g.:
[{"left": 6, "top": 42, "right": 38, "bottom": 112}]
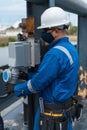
[{"left": 37, "top": 21, "right": 70, "bottom": 29}]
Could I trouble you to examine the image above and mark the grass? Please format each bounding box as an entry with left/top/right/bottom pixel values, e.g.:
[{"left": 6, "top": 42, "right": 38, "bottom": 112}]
[
  {"left": 0, "top": 36, "right": 17, "bottom": 47},
  {"left": 68, "top": 35, "right": 77, "bottom": 42},
  {"left": 0, "top": 35, "right": 77, "bottom": 47}
]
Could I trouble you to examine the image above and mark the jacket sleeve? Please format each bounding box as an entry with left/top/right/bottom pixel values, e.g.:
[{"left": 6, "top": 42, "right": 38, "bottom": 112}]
[{"left": 29, "top": 54, "right": 60, "bottom": 92}]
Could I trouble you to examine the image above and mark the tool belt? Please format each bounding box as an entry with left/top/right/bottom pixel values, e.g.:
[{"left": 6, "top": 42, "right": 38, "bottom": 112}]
[
  {"left": 39, "top": 97, "right": 83, "bottom": 130},
  {"left": 44, "top": 98, "right": 73, "bottom": 113}
]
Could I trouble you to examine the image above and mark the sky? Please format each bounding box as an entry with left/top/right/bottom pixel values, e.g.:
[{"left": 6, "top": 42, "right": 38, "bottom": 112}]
[
  {"left": 0, "top": 0, "right": 26, "bottom": 27},
  {"left": 0, "top": 0, "right": 78, "bottom": 27},
  {"left": 67, "top": 12, "right": 78, "bottom": 26}
]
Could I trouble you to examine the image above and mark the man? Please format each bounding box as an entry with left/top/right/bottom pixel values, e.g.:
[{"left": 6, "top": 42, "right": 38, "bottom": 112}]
[{"left": 14, "top": 7, "right": 79, "bottom": 130}]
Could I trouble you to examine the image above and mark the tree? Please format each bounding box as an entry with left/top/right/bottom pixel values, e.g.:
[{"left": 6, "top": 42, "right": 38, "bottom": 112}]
[
  {"left": 67, "top": 26, "right": 78, "bottom": 35},
  {"left": 6, "top": 26, "right": 15, "bottom": 30}
]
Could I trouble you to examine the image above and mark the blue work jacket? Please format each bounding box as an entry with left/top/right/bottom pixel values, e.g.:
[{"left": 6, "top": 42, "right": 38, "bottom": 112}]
[{"left": 31, "top": 37, "right": 79, "bottom": 103}]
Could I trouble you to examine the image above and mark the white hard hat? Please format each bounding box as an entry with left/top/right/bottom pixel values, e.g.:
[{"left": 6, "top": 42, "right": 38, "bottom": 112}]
[{"left": 37, "top": 7, "right": 70, "bottom": 29}]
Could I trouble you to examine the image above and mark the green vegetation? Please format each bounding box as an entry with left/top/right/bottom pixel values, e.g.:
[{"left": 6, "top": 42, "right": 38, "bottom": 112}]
[
  {"left": 69, "top": 35, "right": 77, "bottom": 42},
  {"left": 6, "top": 26, "right": 20, "bottom": 31},
  {"left": 67, "top": 25, "right": 78, "bottom": 35},
  {"left": 0, "top": 25, "right": 77, "bottom": 47},
  {"left": 0, "top": 36, "right": 17, "bottom": 47},
  {"left": 6, "top": 26, "right": 15, "bottom": 30},
  {"left": 67, "top": 25, "right": 78, "bottom": 41}
]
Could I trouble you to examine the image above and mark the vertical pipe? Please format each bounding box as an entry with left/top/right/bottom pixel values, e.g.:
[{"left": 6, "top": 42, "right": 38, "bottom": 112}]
[
  {"left": 26, "top": 2, "right": 35, "bottom": 130},
  {"left": 28, "top": 95, "right": 34, "bottom": 130},
  {"left": 26, "top": 1, "right": 49, "bottom": 130},
  {"left": 78, "top": 15, "right": 87, "bottom": 98},
  {"left": 49, "top": 0, "right": 55, "bottom": 7},
  {"left": 78, "top": 16, "right": 87, "bottom": 70},
  {"left": 26, "top": 1, "right": 33, "bottom": 17},
  {"left": 0, "top": 114, "right": 4, "bottom": 130}
]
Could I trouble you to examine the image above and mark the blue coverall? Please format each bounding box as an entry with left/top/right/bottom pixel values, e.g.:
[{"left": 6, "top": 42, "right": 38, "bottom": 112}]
[{"left": 14, "top": 37, "right": 79, "bottom": 130}]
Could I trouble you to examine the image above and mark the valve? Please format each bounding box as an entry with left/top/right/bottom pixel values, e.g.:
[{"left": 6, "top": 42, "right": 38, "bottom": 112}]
[{"left": 3, "top": 67, "right": 19, "bottom": 84}]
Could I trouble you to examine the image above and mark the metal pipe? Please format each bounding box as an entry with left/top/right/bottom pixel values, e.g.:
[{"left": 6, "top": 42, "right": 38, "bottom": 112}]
[
  {"left": 0, "top": 114, "right": 4, "bottom": 130},
  {"left": 26, "top": 1, "right": 33, "bottom": 17},
  {"left": 49, "top": 0, "right": 55, "bottom": 7},
  {"left": 23, "top": 122, "right": 29, "bottom": 130},
  {"left": 26, "top": 0, "right": 87, "bottom": 16},
  {"left": 78, "top": 15, "right": 87, "bottom": 70},
  {"left": 25, "top": 0, "right": 47, "bottom": 4},
  {"left": 0, "top": 93, "right": 8, "bottom": 99},
  {"left": 55, "top": 0, "right": 87, "bottom": 16}
]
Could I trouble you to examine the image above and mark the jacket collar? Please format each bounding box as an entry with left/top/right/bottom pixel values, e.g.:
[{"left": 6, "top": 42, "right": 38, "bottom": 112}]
[{"left": 49, "top": 37, "right": 69, "bottom": 49}]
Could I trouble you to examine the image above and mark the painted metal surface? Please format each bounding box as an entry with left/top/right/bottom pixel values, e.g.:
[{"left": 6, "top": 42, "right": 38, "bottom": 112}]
[
  {"left": 55, "top": 0, "right": 87, "bottom": 16},
  {"left": 26, "top": 0, "right": 87, "bottom": 15}
]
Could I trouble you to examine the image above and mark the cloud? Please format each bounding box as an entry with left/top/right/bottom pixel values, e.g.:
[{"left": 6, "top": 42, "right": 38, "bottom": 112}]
[
  {"left": 66, "top": 12, "right": 78, "bottom": 26},
  {"left": 1, "top": 4, "right": 25, "bottom": 11},
  {"left": 0, "top": 0, "right": 26, "bottom": 26},
  {"left": 0, "top": 0, "right": 26, "bottom": 7},
  {"left": 13, "top": 20, "right": 21, "bottom": 28},
  {"left": 69, "top": 13, "right": 78, "bottom": 26},
  {"left": 0, "top": 0, "right": 78, "bottom": 26}
]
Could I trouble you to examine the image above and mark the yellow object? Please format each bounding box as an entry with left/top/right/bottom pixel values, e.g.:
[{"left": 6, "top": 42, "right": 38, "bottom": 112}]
[
  {"left": 44, "top": 112, "right": 63, "bottom": 117},
  {"left": 40, "top": 120, "right": 43, "bottom": 126},
  {"left": 26, "top": 17, "right": 34, "bottom": 35}
]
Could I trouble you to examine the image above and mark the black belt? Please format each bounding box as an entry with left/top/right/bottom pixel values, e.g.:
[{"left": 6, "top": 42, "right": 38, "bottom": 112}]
[{"left": 44, "top": 98, "right": 73, "bottom": 113}]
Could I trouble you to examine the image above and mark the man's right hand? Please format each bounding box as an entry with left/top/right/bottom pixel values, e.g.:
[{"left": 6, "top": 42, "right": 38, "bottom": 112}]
[
  {"left": 5, "top": 83, "right": 15, "bottom": 94},
  {"left": 14, "top": 81, "right": 32, "bottom": 97}
]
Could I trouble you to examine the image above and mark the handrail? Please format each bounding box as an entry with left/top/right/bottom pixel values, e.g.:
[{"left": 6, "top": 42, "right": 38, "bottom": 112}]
[
  {"left": 26, "top": 0, "right": 87, "bottom": 16},
  {"left": 0, "top": 93, "right": 9, "bottom": 99},
  {"left": 55, "top": 0, "right": 87, "bottom": 16}
]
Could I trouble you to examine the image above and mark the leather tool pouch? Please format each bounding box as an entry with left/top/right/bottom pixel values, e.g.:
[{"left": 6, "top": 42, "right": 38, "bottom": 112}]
[
  {"left": 69, "top": 98, "right": 83, "bottom": 120},
  {"left": 55, "top": 118, "right": 68, "bottom": 130},
  {"left": 75, "top": 103, "right": 83, "bottom": 120}
]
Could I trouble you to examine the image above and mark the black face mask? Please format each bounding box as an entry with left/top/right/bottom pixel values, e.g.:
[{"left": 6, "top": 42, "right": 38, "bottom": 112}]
[{"left": 41, "top": 31, "right": 54, "bottom": 43}]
